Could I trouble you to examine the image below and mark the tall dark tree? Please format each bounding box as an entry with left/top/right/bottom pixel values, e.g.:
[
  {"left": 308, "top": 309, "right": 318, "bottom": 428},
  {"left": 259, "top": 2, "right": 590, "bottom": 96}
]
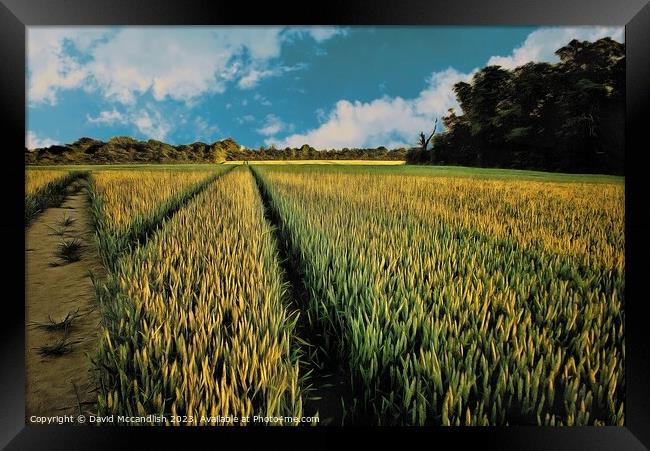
[{"left": 413, "top": 37, "right": 625, "bottom": 175}]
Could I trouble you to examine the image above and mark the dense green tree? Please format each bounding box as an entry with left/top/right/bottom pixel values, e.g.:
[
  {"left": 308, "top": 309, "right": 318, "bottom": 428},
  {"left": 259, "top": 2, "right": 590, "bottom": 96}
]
[{"left": 414, "top": 37, "right": 624, "bottom": 175}]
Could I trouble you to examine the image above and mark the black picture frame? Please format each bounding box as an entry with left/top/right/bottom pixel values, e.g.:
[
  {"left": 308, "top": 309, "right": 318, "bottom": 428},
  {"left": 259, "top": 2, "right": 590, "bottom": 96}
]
[{"left": 2, "top": 0, "right": 649, "bottom": 448}]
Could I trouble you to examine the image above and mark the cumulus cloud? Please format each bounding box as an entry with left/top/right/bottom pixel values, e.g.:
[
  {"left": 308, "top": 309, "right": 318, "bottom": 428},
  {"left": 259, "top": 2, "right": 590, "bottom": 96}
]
[
  {"left": 236, "top": 114, "right": 255, "bottom": 124},
  {"left": 85, "top": 105, "right": 183, "bottom": 142},
  {"left": 257, "top": 114, "right": 287, "bottom": 136},
  {"left": 26, "top": 131, "right": 59, "bottom": 149},
  {"left": 192, "top": 116, "right": 220, "bottom": 142},
  {"left": 86, "top": 28, "right": 242, "bottom": 104},
  {"left": 27, "top": 28, "right": 109, "bottom": 105},
  {"left": 131, "top": 107, "right": 172, "bottom": 141},
  {"left": 86, "top": 108, "right": 128, "bottom": 125},
  {"left": 413, "top": 68, "right": 474, "bottom": 116},
  {"left": 285, "top": 26, "right": 349, "bottom": 43},
  {"left": 271, "top": 97, "right": 426, "bottom": 149},
  {"left": 273, "top": 27, "right": 623, "bottom": 149},
  {"left": 27, "top": 26, "right": 347, "bottom": 106},
  {"left": 487, "top": 26, "right": 624, "bottom": 69},
  {"left": 273, "top": 68, "right": 470, "bottom": 149}
]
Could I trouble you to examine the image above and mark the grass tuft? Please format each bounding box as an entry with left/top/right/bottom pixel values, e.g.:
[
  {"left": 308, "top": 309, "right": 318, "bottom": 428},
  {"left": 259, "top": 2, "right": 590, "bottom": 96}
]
[
  {"left": 29, "top": 308, "right": 82, "bottom": 333},
  {"left": 58, "top": 213, "right": 77, "bottom": 227},
  {"left": 36, "top": 335, "right": 75, "bottom": 357},
  {"left": 56, "top": 238, "right": 83, "bottom": 263}
]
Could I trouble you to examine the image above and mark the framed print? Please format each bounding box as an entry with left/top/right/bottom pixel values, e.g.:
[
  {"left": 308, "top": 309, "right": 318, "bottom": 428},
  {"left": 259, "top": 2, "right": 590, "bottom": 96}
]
[{"left": 2, "top": 0, "right": 649, "bottom": 449}]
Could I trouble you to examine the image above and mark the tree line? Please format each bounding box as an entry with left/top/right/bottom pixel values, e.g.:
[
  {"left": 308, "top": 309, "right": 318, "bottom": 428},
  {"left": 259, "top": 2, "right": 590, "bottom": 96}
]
[
  {"left": 408, "top": 37, "right": 624, "bottom": 174},
  {"left": 27, "top": 38, "right": 623, "bottom": 173},
  {"left": 25, "top": 137, "right": 407, "bottom": 165},
  {"left": 229, "top": 144, "right": 406, "bottom": 161}
]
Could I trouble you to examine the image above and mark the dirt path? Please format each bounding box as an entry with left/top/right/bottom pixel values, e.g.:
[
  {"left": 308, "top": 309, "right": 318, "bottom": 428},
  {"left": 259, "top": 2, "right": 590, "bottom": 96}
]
[{"left": 25, "top": 180, "right": 103, "bottom": 421}]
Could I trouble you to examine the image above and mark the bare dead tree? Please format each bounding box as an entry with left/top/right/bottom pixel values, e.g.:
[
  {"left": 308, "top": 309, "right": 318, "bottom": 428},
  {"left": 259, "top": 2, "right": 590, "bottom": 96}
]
[{"left": 418, "top": 118, "right": 438, "bottom": 151}]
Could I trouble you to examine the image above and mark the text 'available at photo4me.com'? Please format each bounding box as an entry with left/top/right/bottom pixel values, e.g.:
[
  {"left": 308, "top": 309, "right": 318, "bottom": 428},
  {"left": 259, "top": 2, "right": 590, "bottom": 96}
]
[{"left": 29, "top": 414, "right": 320, "bottom": 425}]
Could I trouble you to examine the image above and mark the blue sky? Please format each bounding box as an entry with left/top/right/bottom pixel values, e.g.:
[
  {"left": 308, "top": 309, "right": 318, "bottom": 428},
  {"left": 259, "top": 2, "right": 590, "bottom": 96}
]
[{"left": 27, "top": 26, "right": 623, "bottom": 150}]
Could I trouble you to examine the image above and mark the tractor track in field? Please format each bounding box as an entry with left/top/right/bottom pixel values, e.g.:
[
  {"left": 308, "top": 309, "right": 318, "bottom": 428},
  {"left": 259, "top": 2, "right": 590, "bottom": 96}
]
[
  {"left": 92, "top": 166, "right": 235, "bottom": 270},
  {"left": 25, "top": 168, "right": 232, "bottom": 422},
  {"left": 249, "top": 165, "right": 359, "bottom": 426},
  {"left": 120, "top": 165, "right": 236, "bottom": 253}
]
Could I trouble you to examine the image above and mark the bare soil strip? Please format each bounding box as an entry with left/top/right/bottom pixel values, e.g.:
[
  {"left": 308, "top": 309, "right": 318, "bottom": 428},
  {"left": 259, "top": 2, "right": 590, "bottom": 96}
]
[{"left": 25, "top": 180, "right": 103, "bottom": 421}]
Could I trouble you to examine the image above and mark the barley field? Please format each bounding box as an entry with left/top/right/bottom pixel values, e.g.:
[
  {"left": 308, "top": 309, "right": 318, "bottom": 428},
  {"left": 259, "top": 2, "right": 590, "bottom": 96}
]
[
  {"left": 88, "top": 168, "right": 227, "bottom": 269},
  {"left": 25, "top": 169, "right": 71, "bottom": 196},
  {"left": 96, "top": 167, "right": 303, "bottom": 423},
  {"left": 90, "top": 169, "right": 223, "bottom": 233},
  {"left": 252, "top": 165, "right": 625, "bottom": 426},
  {"left": 25, "top": 169, "right": 89, "bottom": 226},
  {"left": 29, "top": 163, "right": 623, "bottom": 426}
]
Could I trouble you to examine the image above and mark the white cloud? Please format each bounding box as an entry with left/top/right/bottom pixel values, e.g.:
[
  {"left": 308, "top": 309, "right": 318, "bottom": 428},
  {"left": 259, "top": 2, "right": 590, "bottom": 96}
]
[
  {"left": 285, "top": 27, "right": 348, "bottom": 43},
  {"left": 274, "top": 27, "right": 623, "bottom": 149},
  {"left": 28, "top": 27, "right": 287, "bottom": 105},
  {"left": 27, "top": 28, "right": 108, "bottom": 105},
  {"left": 86, "top": 28, "right": 241, "bottom": 104},
  {"left": 237, "top": 63, "right": 307, "bottom": 90},
  {"left": 84, "top": 104, "right": 175, "bottom": 142},
  {"left": 86, "top": 108, "right": 127, "bottom": 125},
  {"left": 218, "top": 26, "right": 286, "bottom": 60},
  {"left": 253, "top": 92, "right": 272, "bottom": 106},
  {"left": 131, "top": 107, "right": 171, "bottom": 141},
  {"left": 308, "top": 27, "right": 348, "bottom": 42},
  {"left": 257, "top": 114, "right": 286, "bottom": 136},
  {"left": 273, "top": 68, "right": 470, "bottom": 149},
  {"left": 86, "top": 106, "right": 184, "bottom": 142},
  {"left": 193, "top": 116, "right": 220, "bottom": 142},
  {"left": 236, "top": 114, "right": 255, "bottom": 124},
  {"left": 487, "top": 26, "right": 624, "bottom": 69},
  {"left": 413, "top": 68, "right": 473, "bottom": 116},
  {"left": 26, "top": 131, "right": 59, "bottom": 149},
  {"left": 28, "top": 26, "right": 346, "bottom": 106},
  {"left": 272, "top": 97, "right": 427, "bottom": 149},
  {"left": 238, "top": 69, "right": 277, "bottom": 89}
]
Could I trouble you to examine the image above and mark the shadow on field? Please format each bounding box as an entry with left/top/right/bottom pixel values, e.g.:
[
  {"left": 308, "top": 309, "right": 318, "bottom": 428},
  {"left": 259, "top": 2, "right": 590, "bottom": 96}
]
[{"left": 249, "top": 165, "right": 371, "bottom": 426}]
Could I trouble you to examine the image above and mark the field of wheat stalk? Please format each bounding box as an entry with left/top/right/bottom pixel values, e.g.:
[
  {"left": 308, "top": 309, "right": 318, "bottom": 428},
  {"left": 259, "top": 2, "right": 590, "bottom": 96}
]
[
  {"left": 95, "top": 167, "right": 304, "bottom": 424},
  {"left": 253, "top": 165, "right": 624, "bottom": 426}
]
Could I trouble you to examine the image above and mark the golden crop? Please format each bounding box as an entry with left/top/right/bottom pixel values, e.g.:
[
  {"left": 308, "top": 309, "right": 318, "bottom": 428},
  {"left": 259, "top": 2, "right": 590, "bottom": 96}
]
[
  {"left": 88, "top": 162, "right": 624, "bottom": 426},
  {"left": 96, "top": 167, "right": 304, "bottom": 424},
  {"left": 91, "top": 170, "right": 221, "bottom": 233},
  {"left": 88, "top": 169, "right": 227, "bottom": 269},
  {"left": 25, "top": 169, "right": 71, "bottom": 196},
  {"left": 254, "top": 166, "right": 625, "bottom": 426}
]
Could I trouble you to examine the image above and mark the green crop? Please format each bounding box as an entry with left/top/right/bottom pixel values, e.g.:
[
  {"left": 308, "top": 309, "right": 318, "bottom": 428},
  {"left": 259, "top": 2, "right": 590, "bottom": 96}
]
[{"left": 253, "top": 165, "right": 624, "bottom": 426}]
